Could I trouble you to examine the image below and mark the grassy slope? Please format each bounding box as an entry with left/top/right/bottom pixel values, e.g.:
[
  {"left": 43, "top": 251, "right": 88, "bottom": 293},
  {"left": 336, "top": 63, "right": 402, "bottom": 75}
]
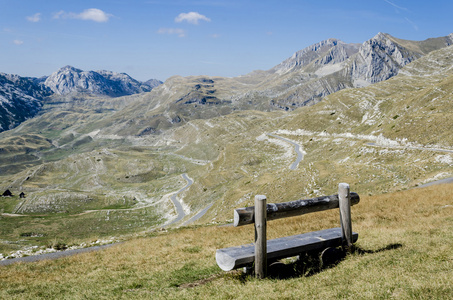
[
  {"left": 0, "top": 183, "right": 451, "bottom": 299},
  {"left": 0, "top": 45, "right": 452, "bottom": 259}
]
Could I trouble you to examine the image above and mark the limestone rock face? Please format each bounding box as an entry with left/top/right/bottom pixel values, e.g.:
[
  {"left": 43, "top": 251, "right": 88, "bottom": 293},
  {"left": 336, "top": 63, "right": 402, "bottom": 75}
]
[
  {"left": 352, "top": 33, "right": 416, "bottom": 87},
  {"left": 351, "top": 32, "right": 453, "bottom": 87},
  {"left": 271, "top": 38, "right": 354, "bottom": 74},
  {"left": 44, "top": 66, "right": 162, "bottom": 96}
]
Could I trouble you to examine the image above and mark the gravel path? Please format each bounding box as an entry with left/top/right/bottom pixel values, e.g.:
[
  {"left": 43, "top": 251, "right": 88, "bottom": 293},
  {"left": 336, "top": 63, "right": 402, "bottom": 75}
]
[
  {"left": 416, "top": 177, "right": 453, "bottom": 188},
  {"left": 0, "top": 243, "right": 118, "bottom": 267}
]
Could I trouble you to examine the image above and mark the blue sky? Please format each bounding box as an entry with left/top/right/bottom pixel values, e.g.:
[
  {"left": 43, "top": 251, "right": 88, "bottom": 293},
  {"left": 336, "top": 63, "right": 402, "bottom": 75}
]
[{"left": 1, "top": 0, "right": 452, "bottom": 81}]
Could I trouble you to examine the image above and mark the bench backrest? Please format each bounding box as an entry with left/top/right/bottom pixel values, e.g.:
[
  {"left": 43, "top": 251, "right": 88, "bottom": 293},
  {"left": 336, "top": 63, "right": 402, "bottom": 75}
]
[{"left": 234, "top": 191, "right": 360, "bottom": 226}]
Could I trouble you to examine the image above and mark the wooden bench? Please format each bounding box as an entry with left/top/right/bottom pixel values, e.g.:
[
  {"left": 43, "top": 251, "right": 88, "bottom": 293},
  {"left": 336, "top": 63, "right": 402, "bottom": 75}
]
[{"left": 216, "top": 183, "right": 360, "bottom": 278}]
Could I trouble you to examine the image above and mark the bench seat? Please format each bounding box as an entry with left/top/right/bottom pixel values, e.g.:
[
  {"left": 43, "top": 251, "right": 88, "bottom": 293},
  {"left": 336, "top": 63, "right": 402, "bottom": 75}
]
[{"left": 216, "top": 227, "right": 358, "bottom": 271}]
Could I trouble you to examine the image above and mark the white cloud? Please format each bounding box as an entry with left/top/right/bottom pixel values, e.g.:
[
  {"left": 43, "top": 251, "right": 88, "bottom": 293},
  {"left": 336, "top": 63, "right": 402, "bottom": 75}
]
[
  {"left": 53, "top": 11, "right": 65, "bottom": 19},
  {"left": 175, "top": 12, "right": 211, "bottom": 25},
  {"left": 13, "top": 40, "right": 24, "bottom": 45},
  {"left": 53, "top": 8, "right": 112, "bottom": 23},
  {"left": 77, "top": 8, "right": 111, "bottom": 22},
  {"left": 157, "top": 28, "right": 186, "bottom": 38},
  {"left": 26, "top": 13, "right": 41, "bottom": 22}
]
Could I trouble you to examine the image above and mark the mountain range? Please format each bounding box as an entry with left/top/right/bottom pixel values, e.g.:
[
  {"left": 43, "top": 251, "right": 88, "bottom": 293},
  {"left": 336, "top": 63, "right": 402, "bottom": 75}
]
[
  {"left": 69, "top": 32, "right": 453, "bottom": 136},
  {"left": 0, "top": 67, "right": 162, "bottom": 132},
  {"left": 0, "top": 32, "right": 452, "bottom": 245},
  {"left": 2, "top": 32, "right": 453, "bottom": 134}
]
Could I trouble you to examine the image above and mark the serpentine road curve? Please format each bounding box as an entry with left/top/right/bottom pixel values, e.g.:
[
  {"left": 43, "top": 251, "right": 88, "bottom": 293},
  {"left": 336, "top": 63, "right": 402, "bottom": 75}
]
[
  {"left": 164, "top": 173, "right": 193, "bottom": 227},
  {"left": 267, "top": 133, "right": 305, "bottom": 170}
]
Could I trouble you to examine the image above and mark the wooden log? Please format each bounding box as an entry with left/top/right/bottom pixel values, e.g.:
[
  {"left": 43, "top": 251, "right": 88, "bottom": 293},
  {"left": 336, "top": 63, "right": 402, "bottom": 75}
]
[
  {"left": 339, "top": 183, "right": 353, "bottom": 251},
  {"left": 234, "top": 192, "right": 360, "bottom": 227},
  {"left": 254, "top": 195, "right": 267, "bottom": 278},
  {"left": 216, "top": 227, "right": 359, "bottom": 271}
]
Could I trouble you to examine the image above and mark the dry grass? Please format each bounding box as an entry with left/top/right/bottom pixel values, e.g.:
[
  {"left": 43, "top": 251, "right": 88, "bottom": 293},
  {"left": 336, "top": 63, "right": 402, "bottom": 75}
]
[{"left": 0, "top": 183, "right": 451, "bottom": 299}]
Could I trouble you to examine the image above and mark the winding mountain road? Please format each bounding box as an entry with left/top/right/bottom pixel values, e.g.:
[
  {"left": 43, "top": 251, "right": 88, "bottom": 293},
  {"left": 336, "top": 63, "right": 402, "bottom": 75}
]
[
  {"left": 267, "top": 134, "right": 305, "bottom": 170},
  {"left": 182, "top": 203, "right": 214, "bottom": 226},
  {"left": 164, "top": 173, "right": 193, "bottom": 227}
]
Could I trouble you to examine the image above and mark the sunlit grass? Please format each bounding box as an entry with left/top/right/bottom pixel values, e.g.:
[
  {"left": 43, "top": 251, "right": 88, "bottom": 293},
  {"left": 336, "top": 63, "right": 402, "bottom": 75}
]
[{"left": 0, "top": 183, "right": 451, "bottom": 299}]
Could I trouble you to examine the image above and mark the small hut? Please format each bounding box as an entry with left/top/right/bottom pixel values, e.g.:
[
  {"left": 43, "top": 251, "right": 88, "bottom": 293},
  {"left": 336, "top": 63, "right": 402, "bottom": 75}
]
[
  {"left": 2, "top": 189, "right": 13, "bottom": 197},
  {"left": 20, "top": 192, "right": 26, "bottom": 198}
]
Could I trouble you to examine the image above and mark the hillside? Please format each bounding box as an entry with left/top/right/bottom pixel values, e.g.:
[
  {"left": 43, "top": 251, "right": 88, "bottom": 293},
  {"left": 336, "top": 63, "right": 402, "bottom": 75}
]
[
  {"left": 0, "top": 183, "right": 451, "bottom": 298},
  {"left": 0, "top": 34, "right": 452, "bottom": 257}
]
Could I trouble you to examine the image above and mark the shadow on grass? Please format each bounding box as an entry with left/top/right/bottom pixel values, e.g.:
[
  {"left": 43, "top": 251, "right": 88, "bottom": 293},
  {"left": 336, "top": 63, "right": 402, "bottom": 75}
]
[
  {"left": 232, "top": 243, "right": 403, "bottom": 281},
  {"left": 176, "top": 243, "right": 404, "bottom": 288}
]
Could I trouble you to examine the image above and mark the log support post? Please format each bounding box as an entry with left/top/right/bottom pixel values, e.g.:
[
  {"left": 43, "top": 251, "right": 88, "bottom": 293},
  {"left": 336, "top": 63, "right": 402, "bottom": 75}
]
[
  {"left": 254, "top": 195, "right": 267, "bottom": 278},
  {"left": 339, "top": 183, "right": 353, "bottom": 252}
]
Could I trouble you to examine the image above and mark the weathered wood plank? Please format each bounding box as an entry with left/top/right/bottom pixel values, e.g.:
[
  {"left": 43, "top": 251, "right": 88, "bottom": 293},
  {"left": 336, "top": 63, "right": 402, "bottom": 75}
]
[
  {"left": 216, "top": 227, "right": 359, "bottom": 271},
  {"left": 234, "top": 193, "right": 360, "bottom": 227}
]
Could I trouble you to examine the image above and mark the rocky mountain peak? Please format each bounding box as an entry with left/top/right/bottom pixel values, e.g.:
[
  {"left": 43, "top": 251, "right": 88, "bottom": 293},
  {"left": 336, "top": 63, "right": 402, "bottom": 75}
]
[
  {"left": 44, "top": 66, "right": 162, "bottom": 97},
  {"left": 272, "top": 38, "right": 347, "bottom": 74},
  {"left": 352, "top": 32, "right": 425, "bottom": 86},
  {"left": 60, "top": 65, "right": 83, "bottom": 73},
  {"left": 373, "top": 32, "right": 390, "bottom": 40}
]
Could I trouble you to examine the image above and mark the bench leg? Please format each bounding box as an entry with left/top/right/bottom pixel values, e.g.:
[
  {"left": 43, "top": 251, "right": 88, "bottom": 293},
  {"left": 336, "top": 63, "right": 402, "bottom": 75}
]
[
  {"left": 255, "top": 195, "right": 267, "bottom": 278},
  {"left": 339, "top": 183, "right": 353, "bottom": 252}
]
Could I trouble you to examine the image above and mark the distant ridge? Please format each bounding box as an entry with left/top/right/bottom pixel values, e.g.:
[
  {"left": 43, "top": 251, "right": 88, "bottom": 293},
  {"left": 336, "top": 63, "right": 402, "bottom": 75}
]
[
  {"left": 44, "top": 66, "right": 162, "bottom": 97},
  {"left": 1, "top": 32, "right": 452, "bottom": 134},
  {"left": 0, "top": 67, "right": 162, "bottom": 132}
]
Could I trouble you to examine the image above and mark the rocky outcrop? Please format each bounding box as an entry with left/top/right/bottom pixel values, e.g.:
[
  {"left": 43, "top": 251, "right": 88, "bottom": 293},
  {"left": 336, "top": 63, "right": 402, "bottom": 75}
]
[
  {"left": 0, "top": 73, "right": 50, "bottom": 131},
  {"left": 349, "top": 32, "right": 453, "bottom": 87},
  {"left": 271, "top": 39, "right": 347, "bottom": 73},
  {"left": 44, "top": 66, "right": 162, "bottom": 97}
]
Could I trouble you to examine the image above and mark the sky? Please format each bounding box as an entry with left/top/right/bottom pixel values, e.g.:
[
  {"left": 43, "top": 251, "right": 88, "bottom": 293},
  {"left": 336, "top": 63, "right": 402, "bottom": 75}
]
[{"left": 0, "top": 0, "right": 452, "bottom": 81}]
